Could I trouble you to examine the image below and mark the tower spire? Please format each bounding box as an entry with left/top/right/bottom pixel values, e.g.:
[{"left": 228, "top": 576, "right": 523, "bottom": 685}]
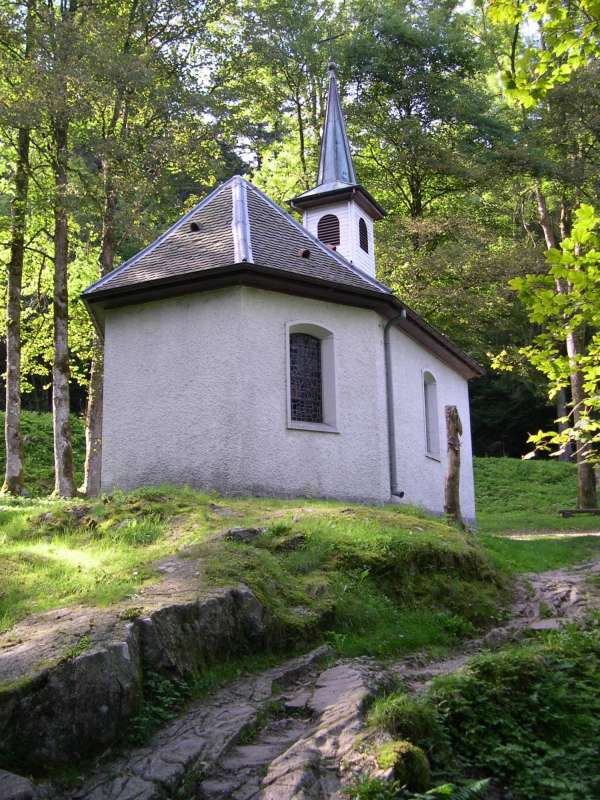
[
  {"left": 288, "top": 60, "right": 385, "bottom": 279},
  {"left": 317, "top": 63, "right": 356, "bottom": 188}
]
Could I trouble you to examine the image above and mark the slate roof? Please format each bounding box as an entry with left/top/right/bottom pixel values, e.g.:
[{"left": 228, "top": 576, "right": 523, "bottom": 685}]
[{"left": 83, "top": 176, "right": 389, "bottom": 299}]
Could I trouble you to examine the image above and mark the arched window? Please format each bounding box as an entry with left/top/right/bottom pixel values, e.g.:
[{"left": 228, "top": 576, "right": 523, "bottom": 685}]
[
  {"left": 287, "top": 323, "right": 337, "bottom": 431},
  {"left": 317, "top": 214, "right": 340, "bottom": 248},
  {"left": 290, "top": 333, "right": 323, "bottom": 423},
  {"left": 359, "top": 218, "right": 369, "bottom": 253},
  {"left": 423, "top": 371, "right": 440, "bottom": 457}
]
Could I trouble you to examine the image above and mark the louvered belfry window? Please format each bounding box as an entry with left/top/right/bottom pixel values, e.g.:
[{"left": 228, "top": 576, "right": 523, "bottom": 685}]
[
  {"left": 317, "top": 214, "right": 340, "bottom": 248},
  {"left": 290, "top": 333, "right": 323, "bottom": 423},
  {"left": 359, "top": 218, "right": 369, "bottom": 252}
]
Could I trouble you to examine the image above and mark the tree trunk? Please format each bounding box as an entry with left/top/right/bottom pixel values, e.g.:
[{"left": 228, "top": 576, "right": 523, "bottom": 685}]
[
  {"left": 81, "top": 160, "right": 116, "bottom": 496},
  {"left": 2, "top": 127, "right": 30, "bottom": 495},
  {"left": 52, "top": 117, "right": 75, "bottom": 497},
  {"left": 565, "top": 328, "right": 597, "bottom": 508},
  {"left": 555, "top": 388, "right": 574, "bottom": 461},
  {"left": 535, "top": 185, "right": 596, "bottom": 507},
  {"left": 444, "top": 405, "right": 464, "bottom": 528}
]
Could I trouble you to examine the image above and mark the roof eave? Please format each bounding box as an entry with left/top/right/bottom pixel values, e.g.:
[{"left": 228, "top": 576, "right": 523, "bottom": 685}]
[
  {"left": 82, "top": 263, "right": 483, "bottom": 380},
  {"left": 288, "top": 184, "right": 386, "bottom": 220}
]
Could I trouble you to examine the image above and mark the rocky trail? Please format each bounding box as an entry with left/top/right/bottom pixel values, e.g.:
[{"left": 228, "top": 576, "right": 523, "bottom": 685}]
[{"left": 2, "top": 558, "right": 600, "bottom": 800}]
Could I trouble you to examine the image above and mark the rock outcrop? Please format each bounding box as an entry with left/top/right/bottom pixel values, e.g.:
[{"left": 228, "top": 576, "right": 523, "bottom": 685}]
[{"left": 0, "top": 581, "right": 268, "bottom": 769}]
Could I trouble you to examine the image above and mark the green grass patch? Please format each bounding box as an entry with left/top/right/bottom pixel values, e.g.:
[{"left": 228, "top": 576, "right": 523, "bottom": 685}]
[
  {"left": 0, "top": 487, "right": 508, "bottom": 661},
  {"left": 474, "top": 456, "right": 599, "bottom": 533},
  {"left": 0, "top": 411, "right": 85, "bottom": 496},
  {"left": 201, "top": 505, "right": 507, "bottom": 658},
  {"left": 477, "top": 530, "right": 600, "bottom": 573},
  {"left": 0, "top": 486, "right": 212, "bottom": 631},
  {"left": 368, "top": 617, "right": 600, "bottom": 800}
]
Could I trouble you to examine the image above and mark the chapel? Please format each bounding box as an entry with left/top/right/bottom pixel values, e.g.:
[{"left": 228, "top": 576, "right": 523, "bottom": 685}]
[{"left": 83, "top": 64, "right": 482, "bottom": 520}]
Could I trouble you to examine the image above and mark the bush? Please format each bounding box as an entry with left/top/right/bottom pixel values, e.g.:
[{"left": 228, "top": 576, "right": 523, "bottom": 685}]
[
  {"left": 426, "top": 617, "right": 600, "bottom": 799},
  {"left": 369, "top": 693, "right": 444, "bottom": 753}
]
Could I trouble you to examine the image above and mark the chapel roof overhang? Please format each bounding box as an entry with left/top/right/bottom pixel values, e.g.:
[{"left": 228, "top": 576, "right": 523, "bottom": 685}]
[
  {"left": 288, "top": 182, "right": 386, "bottom": 220},
  {"left": 82, "top": 175, "right": 483, "bottom": 380}
]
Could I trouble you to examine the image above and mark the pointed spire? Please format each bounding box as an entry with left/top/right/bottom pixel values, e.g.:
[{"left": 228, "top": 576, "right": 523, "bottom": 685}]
[{"left": 317, "top": 63, "right": 356, "bottom": 187}]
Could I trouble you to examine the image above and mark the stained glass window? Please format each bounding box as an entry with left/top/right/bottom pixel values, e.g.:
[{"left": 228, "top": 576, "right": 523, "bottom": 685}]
[{"left": 290, "top": 333, "right": 323, "bottom": 423}]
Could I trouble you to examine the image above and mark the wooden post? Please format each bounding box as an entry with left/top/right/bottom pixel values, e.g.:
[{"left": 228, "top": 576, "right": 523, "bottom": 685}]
[{"left": 444, "top": 405, "right": 464, "bottom": 529}]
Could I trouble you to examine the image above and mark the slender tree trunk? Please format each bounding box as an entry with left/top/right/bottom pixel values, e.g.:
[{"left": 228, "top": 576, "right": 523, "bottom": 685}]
[
  {"left": 444, "top": 405, "right": 464, "bottom": 529},
  {"left": 565, "top": 327, "right": 597, "bottom": 508},
  {"left": 81, "top": 160, "right": 116, "bottom": 496},
  {"left": 555, "top": 388, "right": 574, "bottom": 461},
  {"left": 2, "top": 127, "right": 30, "bottom": 495},
  {"left": 294, "top": 95, "right": 309, "bottom": 189},
  {"left": 535, "top": 185, "right": 596, "bottom": 507},
  {"left": 52, "top": 116, "right": 75, "bottom": 497}
]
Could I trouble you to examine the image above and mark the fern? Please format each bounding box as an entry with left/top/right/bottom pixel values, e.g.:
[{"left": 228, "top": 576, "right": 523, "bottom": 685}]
[
  {"left": 447, "top": 779, "right": 490, "bottom": 800},
  {"left": 404, "top": 779, "right": 491, "bottom": 800}
]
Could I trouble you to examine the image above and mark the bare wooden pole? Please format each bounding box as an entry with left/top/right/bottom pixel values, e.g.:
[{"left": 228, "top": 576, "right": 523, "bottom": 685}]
[{"left": 444, "top": 405, "right": 464, "bottom": 529}]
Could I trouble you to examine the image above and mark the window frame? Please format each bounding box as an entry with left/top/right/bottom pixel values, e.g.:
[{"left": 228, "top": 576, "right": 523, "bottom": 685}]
[
  {"left": 285, "top": 322, "right": 338, "bottom": 433},
  {"left": 422, "top": 369, "right": 441, "bottom": 460}
]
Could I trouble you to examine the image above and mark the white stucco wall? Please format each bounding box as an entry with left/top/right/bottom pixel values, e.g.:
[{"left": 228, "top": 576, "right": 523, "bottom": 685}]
[
  {"left": 303, "top": 201, "right": 376, "bottom": 277},
  {"left": 101, "top": 287, "right": 389, "bottom": 503},
  {"left": 101, "top": 285, "right": 476, "bottom": 520},
  {"left": 388, "top": 328, "right": 476, "bottom": 522},
  {"left": 101, "top": 288, "right": 245, "bottom": 494}
]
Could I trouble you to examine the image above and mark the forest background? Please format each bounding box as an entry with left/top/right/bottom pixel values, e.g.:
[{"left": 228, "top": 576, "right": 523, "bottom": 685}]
[{"left": 0, "top": 0, "right": 599, "bottom": 501}]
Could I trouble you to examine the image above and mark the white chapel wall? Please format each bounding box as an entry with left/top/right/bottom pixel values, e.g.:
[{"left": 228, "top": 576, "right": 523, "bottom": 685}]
[
  {"left": 101, "top": 288, "right": 247, "bottom": 493},
  {"left": 101, "top": 286, "right": 390, "bottom": 503},
  {"left": 388, "top": 327, "right": 476, "bottom": 522}
]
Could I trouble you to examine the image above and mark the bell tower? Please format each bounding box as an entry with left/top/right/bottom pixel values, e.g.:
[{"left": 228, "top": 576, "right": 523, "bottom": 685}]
[{"left": 289, "top": 63, "right": 385, "bottom": 278}]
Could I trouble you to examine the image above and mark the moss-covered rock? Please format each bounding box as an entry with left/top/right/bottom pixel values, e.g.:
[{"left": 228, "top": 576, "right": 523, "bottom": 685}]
[
  {"left": 369, "top": 692, "right": 443, "bottom": 749},
  {"left": 376, "top": 739, "right": 431, "bottom": 791}
]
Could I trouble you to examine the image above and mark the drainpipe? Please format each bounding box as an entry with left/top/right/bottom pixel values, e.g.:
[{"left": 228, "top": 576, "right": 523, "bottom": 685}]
[{"left": 384, "top": 311, "right": 407, "bottom": 499}]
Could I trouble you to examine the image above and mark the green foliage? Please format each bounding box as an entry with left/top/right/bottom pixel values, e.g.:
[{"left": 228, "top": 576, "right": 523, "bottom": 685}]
[
  {"left": 59, "top": 634, "right": 91, "bottom": 663},
  {"left": 368, "top": 693, "right": 445, "bottom": 754},
  {"left": 497, "top": 204, "right": 600, "bottom": 464},
  {"left": 425, "top": 618, "right": 600, "bottom": 799},
  {"left": 489, "top": 0, "right": 600, "bottom": 104},
  {"left": 366, "top": 619, "right": 600, "bottom": 799},
  {"left": 128, "top": 672, "right": 191, "bottom": 745},
  {"left": 345, "top": 778, "right": 490, "bottom": 799}
]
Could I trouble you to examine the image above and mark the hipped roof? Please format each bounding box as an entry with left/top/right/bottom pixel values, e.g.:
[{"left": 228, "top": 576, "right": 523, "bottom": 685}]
[{"left": 83, "top": 176, "right": 483, "bottom": 379}]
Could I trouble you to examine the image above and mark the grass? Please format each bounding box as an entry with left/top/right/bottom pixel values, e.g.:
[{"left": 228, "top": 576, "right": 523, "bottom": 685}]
[
  {"left": 0, "top": 489, "right": 508, "bottom": 661},
  {"left": 474, "top": 455, "right": 599, "bottom": 533},
  {"left": 474, "top": 456, "right": 600, "bottom": 573},
  {"left": 0, "top": 414, "right": 598, "bottom": 651},
  {"left": 0, "top": 411, "right": 85, "bottom": 496}
]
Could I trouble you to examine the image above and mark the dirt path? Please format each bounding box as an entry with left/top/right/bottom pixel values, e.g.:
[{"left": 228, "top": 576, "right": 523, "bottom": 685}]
[
  {"left": 49, "top": 558, "right": 599, "bottom": 800},
  {"left": 394, "top": 556, "right": 600, "bottom": 693}
]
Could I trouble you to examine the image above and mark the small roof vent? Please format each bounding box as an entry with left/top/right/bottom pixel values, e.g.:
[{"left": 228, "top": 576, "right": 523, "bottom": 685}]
[
  {"left": 190, "top": 221, "right": 200, "bottom": 232},
  {"left": 298, "top": 248, "right": 311, "bottom": 259}
]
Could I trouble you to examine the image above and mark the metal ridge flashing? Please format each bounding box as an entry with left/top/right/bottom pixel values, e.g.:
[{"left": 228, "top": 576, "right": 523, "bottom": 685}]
[{"left": 232, "top": 176, "right": 253, "bottom": 263}]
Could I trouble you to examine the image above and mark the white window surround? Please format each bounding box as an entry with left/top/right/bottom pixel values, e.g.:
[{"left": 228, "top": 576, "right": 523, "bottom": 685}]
[
  {"left": 423, "top": 369, "right": 441, "bottom": 460},
  {"left": 285, "top": 322, "right": 338, "bottom": 433}
]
